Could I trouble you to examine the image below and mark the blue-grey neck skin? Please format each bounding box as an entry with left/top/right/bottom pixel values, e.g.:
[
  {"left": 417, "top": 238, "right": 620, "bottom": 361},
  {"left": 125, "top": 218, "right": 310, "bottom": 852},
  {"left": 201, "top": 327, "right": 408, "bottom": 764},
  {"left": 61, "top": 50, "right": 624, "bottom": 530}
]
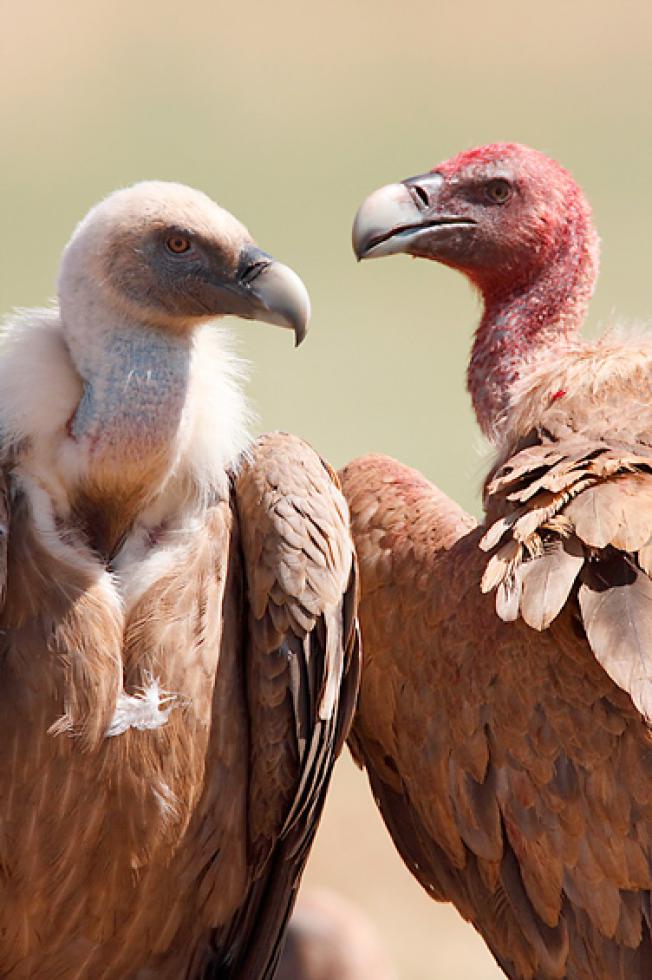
[{"left": 68, "top": 323, "right": 192, "bottom": 466}]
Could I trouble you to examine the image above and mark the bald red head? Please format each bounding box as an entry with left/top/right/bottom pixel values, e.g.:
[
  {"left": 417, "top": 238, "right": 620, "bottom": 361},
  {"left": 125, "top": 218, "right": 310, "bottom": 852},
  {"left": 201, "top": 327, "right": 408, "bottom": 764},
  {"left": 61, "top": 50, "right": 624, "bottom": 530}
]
[
  {"left": 408, "top": 143, "right": 599, "bottom": 300},
  {"left": 352, "top": 143, "right": 600, "bottom": 435},
  {"left": 434, "top": 141, "right": 559, "bottom": 176}
]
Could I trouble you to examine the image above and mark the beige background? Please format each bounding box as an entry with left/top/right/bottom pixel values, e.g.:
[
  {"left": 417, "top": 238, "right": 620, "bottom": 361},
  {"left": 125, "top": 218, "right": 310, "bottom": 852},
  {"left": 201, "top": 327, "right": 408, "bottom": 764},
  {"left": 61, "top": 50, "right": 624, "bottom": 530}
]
[{"left": 3, "top": 2, "right": 652, "bottom": 976}]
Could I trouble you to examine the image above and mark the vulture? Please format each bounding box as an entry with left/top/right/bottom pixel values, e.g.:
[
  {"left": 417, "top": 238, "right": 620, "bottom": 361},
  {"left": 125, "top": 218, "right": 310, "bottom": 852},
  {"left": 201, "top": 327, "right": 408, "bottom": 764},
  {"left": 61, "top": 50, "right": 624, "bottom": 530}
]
[
  {"left": 0, "top": 181, "right": 360, "bottom": 979},
  {"left": 277, "top": 888, "right": 396, "bottom": 980},
  {"left": 344, "top": 142, "right": 652, "bottom": 978}
]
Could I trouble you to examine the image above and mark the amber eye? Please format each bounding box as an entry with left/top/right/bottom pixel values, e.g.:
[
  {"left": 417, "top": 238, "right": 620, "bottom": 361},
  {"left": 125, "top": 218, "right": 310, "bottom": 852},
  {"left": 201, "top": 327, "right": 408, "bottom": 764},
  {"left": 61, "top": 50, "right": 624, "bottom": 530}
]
[
  {"left": 166, "top": 235, "right": 191, "bottom": 254},
  {"left": 485, "top": 179, "right": 512, "bottom": 204}
]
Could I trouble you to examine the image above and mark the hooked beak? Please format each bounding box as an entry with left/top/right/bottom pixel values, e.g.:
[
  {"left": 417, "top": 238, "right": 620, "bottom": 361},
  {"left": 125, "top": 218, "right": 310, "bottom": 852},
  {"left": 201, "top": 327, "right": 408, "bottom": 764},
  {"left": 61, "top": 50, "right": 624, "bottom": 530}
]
[
  {"left": 352, "top": 172, "right": 475, "bottom": 261},
  {"left": 213, "top": 245, "right": 311, "bottom": 346}
]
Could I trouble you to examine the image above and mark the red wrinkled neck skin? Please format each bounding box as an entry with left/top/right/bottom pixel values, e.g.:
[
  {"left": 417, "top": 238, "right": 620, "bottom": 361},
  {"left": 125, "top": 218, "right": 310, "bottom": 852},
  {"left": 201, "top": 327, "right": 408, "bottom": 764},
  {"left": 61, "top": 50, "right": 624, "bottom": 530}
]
[{"left": 466, "top": 184, "right": 600, "bottom": 441}]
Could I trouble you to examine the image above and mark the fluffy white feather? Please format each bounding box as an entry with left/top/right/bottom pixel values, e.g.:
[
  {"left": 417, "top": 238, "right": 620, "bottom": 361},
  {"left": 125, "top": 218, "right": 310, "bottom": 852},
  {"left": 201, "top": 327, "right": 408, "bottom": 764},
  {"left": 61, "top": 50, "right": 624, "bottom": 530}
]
[
  {"left": 105, "top": 672, "right": 181, "bottom": 737},
  {"left": 0, "top": 308, "right": 251, "bottom": 512},
  {"left": 182, "top": 323, "right": 253, "bottom": 496}
]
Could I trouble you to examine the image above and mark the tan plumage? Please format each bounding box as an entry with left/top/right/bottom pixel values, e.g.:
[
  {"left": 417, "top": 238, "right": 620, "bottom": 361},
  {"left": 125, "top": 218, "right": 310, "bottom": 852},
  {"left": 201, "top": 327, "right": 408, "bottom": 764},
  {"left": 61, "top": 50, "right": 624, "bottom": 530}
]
[
  {"left": 345, "top": 143, "right": 652, "bottom": 977},
  {"left": 0, "top": 183, "right": 359, "bottom": 978},
  {"left": 480, "top": 336, "right": 652, "bottom": 721}
]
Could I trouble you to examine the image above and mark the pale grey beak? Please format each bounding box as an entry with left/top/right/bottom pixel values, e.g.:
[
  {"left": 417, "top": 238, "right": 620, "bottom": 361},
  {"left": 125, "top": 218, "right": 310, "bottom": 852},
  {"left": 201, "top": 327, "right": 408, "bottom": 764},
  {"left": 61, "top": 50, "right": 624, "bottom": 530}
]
[
  {"left": 247, "top": 259, "right": 311, "bottom": 347},
  {"left": 353, "top": 172, "right": 475, "bottom": 262},
  {"left": 227, "top": 245, "right": 311, "bottom": 346},
  {"left": 353, "top": 182, "right": 426, "bottom": 260}
]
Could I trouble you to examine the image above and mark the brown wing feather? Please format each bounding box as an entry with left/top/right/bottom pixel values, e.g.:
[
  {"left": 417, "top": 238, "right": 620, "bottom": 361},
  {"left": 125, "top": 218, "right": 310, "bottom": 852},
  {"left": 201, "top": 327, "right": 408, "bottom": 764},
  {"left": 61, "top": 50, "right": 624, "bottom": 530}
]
[
  {"left": 0, "top": 439, "right": 356, "bottom": 980},
  {"left": 200, "top": 432, "right": 360, "bottom": 979},
  {"left": 0, "top": 479, "right": 254, "bottom": 977},
  {"left": 481, "top": 423, "right": 652, "bottom": 719},
  {"left": 342, "top": 452, "right": 652, "bottom": 980}
]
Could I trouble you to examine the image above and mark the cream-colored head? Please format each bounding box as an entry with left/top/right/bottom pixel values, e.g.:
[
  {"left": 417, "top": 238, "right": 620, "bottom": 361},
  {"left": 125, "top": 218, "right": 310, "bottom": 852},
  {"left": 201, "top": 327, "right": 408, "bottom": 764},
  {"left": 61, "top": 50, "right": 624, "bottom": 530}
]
[
  {"left": 0, "top": 182, "right": 311, "bottom": 550},
  {"left": 58, "top": 180, "right": 310, "bottom": 375}
]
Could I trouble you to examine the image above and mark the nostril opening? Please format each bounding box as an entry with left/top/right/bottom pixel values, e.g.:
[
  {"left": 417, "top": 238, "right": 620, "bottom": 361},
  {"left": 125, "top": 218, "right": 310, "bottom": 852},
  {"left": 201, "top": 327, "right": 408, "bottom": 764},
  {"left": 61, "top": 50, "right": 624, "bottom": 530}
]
[
  {"left": 409, "top": 184, "right": 430, "bottom": 209},
  {"left": 239, "top": 261, "right": 268, "bottom": 285}
]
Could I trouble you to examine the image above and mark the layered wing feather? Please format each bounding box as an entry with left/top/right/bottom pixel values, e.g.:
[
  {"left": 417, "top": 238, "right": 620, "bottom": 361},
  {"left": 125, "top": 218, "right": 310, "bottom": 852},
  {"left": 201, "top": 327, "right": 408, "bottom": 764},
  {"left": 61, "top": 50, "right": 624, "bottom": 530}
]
[
  {"left": 342, "top": 452, "right": 652, "bottom": 980},
  {"left": 202, "top": 432, "right": 360, "bottom": 979},
  {"left": 0, "top": 434, "right": 358, "bottom": 980},
  {"left": 480, "top": 422, "right": 652, "bottom": 722}
]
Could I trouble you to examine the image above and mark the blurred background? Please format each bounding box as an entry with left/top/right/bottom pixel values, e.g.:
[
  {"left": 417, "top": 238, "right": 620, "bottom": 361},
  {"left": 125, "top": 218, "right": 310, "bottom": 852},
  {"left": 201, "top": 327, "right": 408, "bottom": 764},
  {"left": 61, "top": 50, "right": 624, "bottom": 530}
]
[{"left": 3, "top": 2, "right": 652, "bottom": 976}]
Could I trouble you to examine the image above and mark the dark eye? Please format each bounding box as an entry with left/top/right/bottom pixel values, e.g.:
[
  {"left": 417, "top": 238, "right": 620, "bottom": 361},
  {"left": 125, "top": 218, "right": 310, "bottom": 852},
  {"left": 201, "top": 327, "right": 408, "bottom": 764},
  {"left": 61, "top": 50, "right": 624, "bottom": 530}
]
[
  {"left": 166, "top": 235, "right": 191, "bottom": 254},
  {"left": 485, "top": 179, "right": 512, "bottom": 204}
]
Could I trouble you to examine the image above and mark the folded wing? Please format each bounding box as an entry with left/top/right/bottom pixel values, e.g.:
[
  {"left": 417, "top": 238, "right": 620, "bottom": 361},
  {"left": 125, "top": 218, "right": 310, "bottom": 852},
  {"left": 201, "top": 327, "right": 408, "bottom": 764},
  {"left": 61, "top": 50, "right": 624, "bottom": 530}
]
[
  {"left": 203, "top": 432, "right": 360, "bottom": 979},
  {"left": 481, "top": 419, "right": 652, "bottom": 721},
  {"left": 342, "top": 452, "right": 652, "bottom": 980}
]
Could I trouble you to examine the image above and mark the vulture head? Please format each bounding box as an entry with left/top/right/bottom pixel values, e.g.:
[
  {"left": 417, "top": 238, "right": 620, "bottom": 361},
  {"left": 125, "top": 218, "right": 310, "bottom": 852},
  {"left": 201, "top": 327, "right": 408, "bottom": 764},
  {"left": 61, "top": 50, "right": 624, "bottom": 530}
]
[
  {"left": 352, "top": 143, "right": 600, "bottom": 433},
  {"left": 0, "top": 182, "right": 311, "bottom": 549},
  {"left": 351, "top": 142, "right": 598, "bottom": 298},
  {"left": 59, "top": 180, "right": 310, "bottom": 353}
]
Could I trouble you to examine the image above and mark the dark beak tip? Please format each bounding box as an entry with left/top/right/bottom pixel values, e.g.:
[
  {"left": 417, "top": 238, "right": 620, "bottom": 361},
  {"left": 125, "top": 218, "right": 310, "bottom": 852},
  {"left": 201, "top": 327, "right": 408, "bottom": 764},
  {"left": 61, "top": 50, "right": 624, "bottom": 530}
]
[
  {"left": 352, "top": 240, "right": 367, "bottom": 262},
  {"left": 293, "top": 316, "right": 309, "bottom": 348},
  {"left": 244, "top": 258, "right": 310, "bottom": 344}
]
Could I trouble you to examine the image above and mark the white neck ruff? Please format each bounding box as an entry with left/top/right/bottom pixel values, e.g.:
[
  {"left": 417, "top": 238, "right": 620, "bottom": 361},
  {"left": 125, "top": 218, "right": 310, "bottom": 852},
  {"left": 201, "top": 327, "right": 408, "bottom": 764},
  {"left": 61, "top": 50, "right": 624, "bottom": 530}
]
[{"left": 0, "top": 307, "right": 252, "bottom": 516}]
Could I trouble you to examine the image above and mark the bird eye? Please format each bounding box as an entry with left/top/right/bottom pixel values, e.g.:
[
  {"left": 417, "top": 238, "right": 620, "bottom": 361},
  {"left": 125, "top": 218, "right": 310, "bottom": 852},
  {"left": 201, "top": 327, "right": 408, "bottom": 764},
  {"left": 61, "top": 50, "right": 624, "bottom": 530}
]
[
  {"left": 484, "top": 179, "right": 512, "bottom": 204},
  {"left": 166, "top": 236, "right": 191, "bottom": 254}
]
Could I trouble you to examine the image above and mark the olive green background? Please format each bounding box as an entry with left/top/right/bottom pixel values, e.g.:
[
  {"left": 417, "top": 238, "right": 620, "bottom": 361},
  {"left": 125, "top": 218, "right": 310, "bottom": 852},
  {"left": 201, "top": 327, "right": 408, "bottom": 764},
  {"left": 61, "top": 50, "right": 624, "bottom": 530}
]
[{"left": 3, "top": 2, "right": 652, "bottom": 976}]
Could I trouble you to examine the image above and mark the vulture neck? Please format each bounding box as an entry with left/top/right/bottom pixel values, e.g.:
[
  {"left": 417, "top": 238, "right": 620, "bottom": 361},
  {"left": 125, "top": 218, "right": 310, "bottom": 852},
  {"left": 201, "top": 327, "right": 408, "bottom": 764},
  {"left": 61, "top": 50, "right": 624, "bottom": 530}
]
[
  {"left": 64, "top": 307, "right": 193, "bottom": 554},
  {"left": 67, "top": 319, "right": 191, "bottom": 464},
  {"left": 466, "top": 221, "right": 599, "bottom": 440}
]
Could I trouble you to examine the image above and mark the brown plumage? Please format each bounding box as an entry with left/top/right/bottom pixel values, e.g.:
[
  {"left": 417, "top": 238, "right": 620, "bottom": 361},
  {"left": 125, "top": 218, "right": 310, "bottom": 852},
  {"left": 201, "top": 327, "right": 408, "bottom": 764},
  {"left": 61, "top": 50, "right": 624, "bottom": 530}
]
[
  {"left": 277, "top": 889, "right": 396, "bottom": 980},
  {"left": 345, "top": 144, "right": 652, "bottom": 977},
  {"left": 0, "top": 183, "right": 359, "bottom": 978}
]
